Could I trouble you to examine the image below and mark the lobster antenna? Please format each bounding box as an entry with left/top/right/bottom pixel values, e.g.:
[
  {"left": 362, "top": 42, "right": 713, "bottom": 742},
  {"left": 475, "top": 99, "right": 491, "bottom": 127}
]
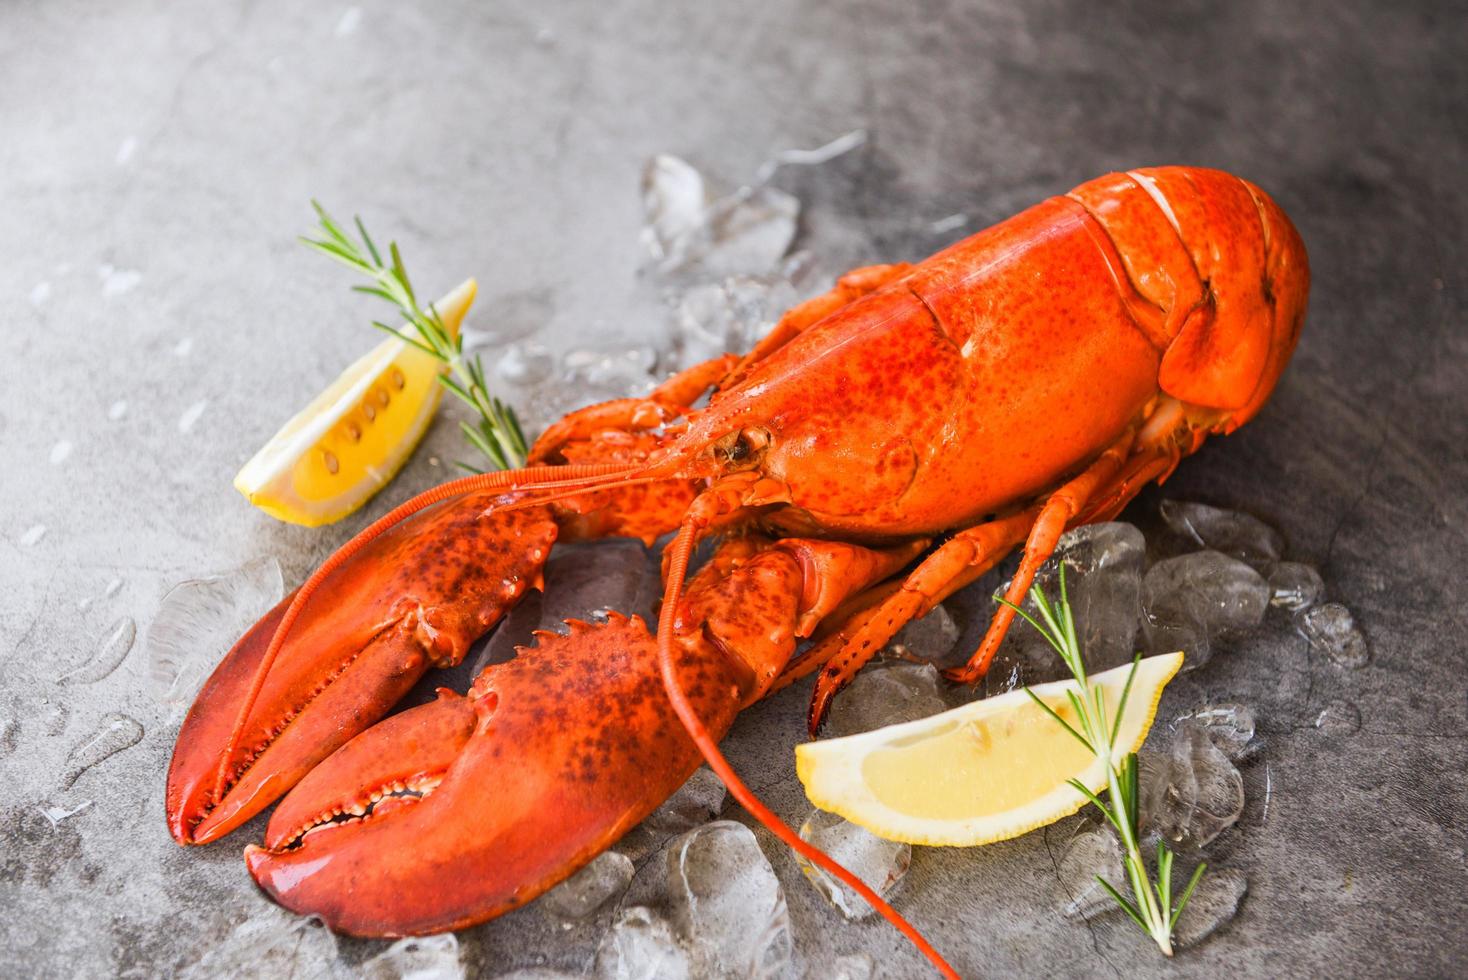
[
  {"left": 210, "top": 460, "right": 639, "bottom": 806},
  {"left": 655, "top": 514, "right": 959, "bottom": 980}
]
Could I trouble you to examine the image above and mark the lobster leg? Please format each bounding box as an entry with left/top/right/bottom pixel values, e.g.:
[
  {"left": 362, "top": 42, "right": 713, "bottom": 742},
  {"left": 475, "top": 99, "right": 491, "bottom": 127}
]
[{"left": 805, "top": 506, "right": 1039, "bottom": 732}]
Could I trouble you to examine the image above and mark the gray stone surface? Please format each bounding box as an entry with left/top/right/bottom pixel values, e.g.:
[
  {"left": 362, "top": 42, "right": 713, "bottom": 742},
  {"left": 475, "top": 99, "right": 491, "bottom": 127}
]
[{"left": 2, "top": 1, "right": 1465, "bottom": 977}]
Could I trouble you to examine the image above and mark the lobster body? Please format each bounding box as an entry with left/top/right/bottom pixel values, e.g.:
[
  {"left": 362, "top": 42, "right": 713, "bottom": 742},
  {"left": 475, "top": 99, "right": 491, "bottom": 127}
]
[{"left": 166, "top": 167, "right": 1307, "bottom": 949}]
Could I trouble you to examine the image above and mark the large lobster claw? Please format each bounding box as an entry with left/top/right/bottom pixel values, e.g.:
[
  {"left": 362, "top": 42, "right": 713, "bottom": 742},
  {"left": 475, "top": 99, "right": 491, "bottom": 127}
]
[
  {"left": 166, "top": 492, "right": 561, "bottom": 845},
  {"left": 240, "top": 535, "right": 922, "bottom": 936},
  {"left": 245, "top": 613, "right": 747, "bottom": 935}
]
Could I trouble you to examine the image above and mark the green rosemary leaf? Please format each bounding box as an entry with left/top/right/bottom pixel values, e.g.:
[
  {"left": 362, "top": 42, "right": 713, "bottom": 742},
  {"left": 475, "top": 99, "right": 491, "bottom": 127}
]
[
  {"left": 1024, "top": 688, "right": 1093, "bottom": 753},
  {"left": 1171, "top": 862, "right": 1208, "bottom": 928}
]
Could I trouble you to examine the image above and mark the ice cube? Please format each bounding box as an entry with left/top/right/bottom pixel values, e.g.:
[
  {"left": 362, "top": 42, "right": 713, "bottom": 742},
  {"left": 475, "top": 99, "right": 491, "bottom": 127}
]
[
  {"left": 145, "top": 556, "right": 284, "bottom": 709},
  {"left": 495, "top": 342, "right": 555, "bottom": 387},
  {"left": 1138, "top": 725, "right": 1244, "bottom": 852},
  {"left": 1056, "top": 823, "right": 1125, "bottom": 919},
  {"left": 594, "top": 907, "right": 693, "bottom": 980},
  {"left": 539, "top": 850, "right": 635, "bottom": 920},
  {"left": 796, "top": 808, "right": 911, "bottom": 920},
  {"left": 1268, "top": 561, "right": 1324, "bottom": 611},
  {"left": 1141, "top": 551, "right": 1270, "bottom": 666},
  {"left": 825, "top": 662, "right": 947, "bottom": 738},
  {"left": 184, "top": 911, "right": 341, "bottom": 980},
  {"left": 667, "top": 821, "right": 793, "bottom": 979},
  {"left": 830, "top": 953, "right": 877, "bottom": 980},
  {"left": 1159, "top": 500, "right": 1284, "bottom": 572},
  {"left": 1314, "top": 699, "right": 1361, "bottom": 734},
  {"left": 1175, "top": 703, "right": 1258, "bottom": 761},
  {"left": 1296, "top": 602, "right": 1370, "bottom": 669},
  {"left": 640, "top": 154, "right": 798, "bottom": 278},
  {"left": 890, "top": 602, "right": 961, "bottom": 665},
  {"left": 673, "top": 276, "right": 797, "bottom": 366},
  {"left": 1172, "top": 867, "right": 1247, "bottom": 948},
  {"left": 362, "top": 934, "right": 463, "bottom": 980}
]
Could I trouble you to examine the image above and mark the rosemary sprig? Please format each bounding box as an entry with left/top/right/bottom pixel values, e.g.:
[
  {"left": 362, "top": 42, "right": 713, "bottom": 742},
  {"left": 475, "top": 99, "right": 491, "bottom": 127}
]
[
  {"left": 1000, "top": 565, "right": 1205, "bottom": 956},
  {"left": 301, "top": 202, "right": 528, "bottom": 472}
]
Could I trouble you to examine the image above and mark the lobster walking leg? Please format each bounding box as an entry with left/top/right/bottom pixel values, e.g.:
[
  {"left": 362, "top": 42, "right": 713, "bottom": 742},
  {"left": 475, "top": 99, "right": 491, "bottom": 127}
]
[{"left": 805, "top": 506, "right": 1040, "bottom": 732}]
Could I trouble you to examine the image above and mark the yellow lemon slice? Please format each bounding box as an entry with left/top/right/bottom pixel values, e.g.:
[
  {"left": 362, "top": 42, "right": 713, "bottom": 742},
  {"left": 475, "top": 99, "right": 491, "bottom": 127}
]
[
  {"left": 795, "top": 653, "right": 1183, "bottom": 846},
  {"left": 233, "top": 279, "right": 476, "bottom": 527}
]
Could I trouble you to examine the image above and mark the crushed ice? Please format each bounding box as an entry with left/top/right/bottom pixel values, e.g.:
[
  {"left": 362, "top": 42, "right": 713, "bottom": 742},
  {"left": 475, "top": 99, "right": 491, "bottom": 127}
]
[
  {"left": 667, "top": 821, "right": 793, "bottom": 979},
  {"left": 540, "top": 851, "right": 635, "bottom": 921},
  {"left": 145, "top": 556, "right": 284, "bottom": 710},
  {"left": 797, "top": 808, "right": 911, "bottom": 920},
  {"left": 361, "top": 934, "right": 464, "bottom": 980}
]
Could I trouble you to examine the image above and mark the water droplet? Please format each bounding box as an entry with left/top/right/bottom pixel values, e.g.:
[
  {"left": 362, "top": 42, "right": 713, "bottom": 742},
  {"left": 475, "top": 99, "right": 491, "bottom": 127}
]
[
  {"left": 335, "top": 6, "right": 362, "bottom": 36},
  {"left": 61, "top": 616, "right": 137, "bottom": 684},
  {"left": 177, "top": 399, "right": 208, "bottom": 433},
  {"left": 1268, "top": 561, "right": 1324, "bottom": 611},
  {"left": 116, "top": 136, "right": 138, "bottom": 166},
  {"left": 929, "top": 213, "right": 969, "bottom": 234},
  {"left": 37, "top": 799, "right": 93, "bottom": 829},
  {"left": 105, "top": 577, "right": 124, "bottom": 598},
  {"left": 29, "top": 281, "right": 51, "bottom": 307},
  {"left": 496, "top": 342, "right": 555, "bottom": 386},
  {"left": 1314, "top": 699, "right": 1361, "bottom": 735},
  {"left": 38, "top": 702, "right": 69, "bottom": 735},
  {"left": 98, "top": 265, "right": 141, "bottom": 297},
  {"left": 49, "top": 440, "right": 73, "bottom": 465},
  {"left": 108, "top": 400, "right": 128, "bottom": 421},
  {"left": 60, "top": 713, "right": 143, "bottom": 789},
  {"left": 21, "top": 524, "right": 47, "bottom": 547},
  {"left": 1297, "top": 602, "right": 1369, "bottom": 668}
]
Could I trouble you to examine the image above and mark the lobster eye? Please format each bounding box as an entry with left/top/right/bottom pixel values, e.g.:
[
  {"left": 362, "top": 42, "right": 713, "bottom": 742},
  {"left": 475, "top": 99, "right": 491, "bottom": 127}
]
[{"left": 729, "top": 434, "right": 751, "bottom": 462}]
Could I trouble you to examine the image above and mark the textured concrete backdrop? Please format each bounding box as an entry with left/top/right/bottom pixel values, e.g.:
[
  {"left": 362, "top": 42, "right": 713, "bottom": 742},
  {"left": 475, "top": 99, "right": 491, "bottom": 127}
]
[{"left": 2, "top": 1, "right": 1465, "bottom": 977}]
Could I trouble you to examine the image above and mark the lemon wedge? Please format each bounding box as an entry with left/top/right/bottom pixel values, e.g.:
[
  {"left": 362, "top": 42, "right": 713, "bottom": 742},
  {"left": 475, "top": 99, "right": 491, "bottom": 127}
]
[
  {"left": 795, "top": 652, "right": 1183, "bottom": 846},
  {"left": 233, "top": 279, "right": 476, "bottom": 527}
]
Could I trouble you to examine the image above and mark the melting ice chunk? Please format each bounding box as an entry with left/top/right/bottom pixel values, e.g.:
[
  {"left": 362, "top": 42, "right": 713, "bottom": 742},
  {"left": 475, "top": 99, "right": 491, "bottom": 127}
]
[
  {"left": 362, "top": 934, "right": 463, "bottom": 980},
  {"left": 672, "top": 275, "right": 797, "bottom": 367},
  {"left": 890, "top": 602, "right": 961, "bottom": 665},
  {"left": 640, "top": 154, "right": 798, "bottom": 278},
  {"left": 183, "top": 910, "right": 340, "bottom": 979},
  {"left": 830, "top": 953, "right": 877, "bottom": 980},
  {"left": 495, "top": 342, "right": 555, "bottom": 387},
  {"left": 1159, "top": 500, "right": 1284, "bottom": 573},
  {"left": 825, "top": 663, "right": 947, "bottom": 738},
  {"left": 540, "top": 850, "right": 635, "bottom": 920},
  {"left": 619, "top": 766, "right": 727, "bottom": 862},
  {"left": 1173, "top": 867, "right": 1247, "bottom": 948},
  {"left": 667, "top": 821, "right": 793, "bottom": 979},
  {"left": 1268, "top": 561, "right": 1324, "bottom": 611},
  {"left": 1137, "top": 725, "right": 1244, "bottom": 852},
  {"left": 1056, "top": 823, "right": 1125, "bottom": 920},
  {"left": 796, "top": 808, "right": 911, "bottom": 920},
  {"left": 60, "top": 713, "right": 143, "bottom": 790},
  {"left": 60, "top": 616, "right": 137, "bottom": 685},
  {"left": 1314, "top": 699, "right": 1361, "bottom": 734},
  {"left": 1296, "top": 602, "right": 1370, "bottom": 669},
  {"left": 1141, "top": 551, "right": 1270, "bottom": 667},
  {"left": 594, "top": 906, "right": 693, "bottom": 980},
  {"left": 1174, "top": 703, "right": 1258, "bottom": 761},
  {"left": 145, "top": 556, "right": 284, "bottom": 709}
]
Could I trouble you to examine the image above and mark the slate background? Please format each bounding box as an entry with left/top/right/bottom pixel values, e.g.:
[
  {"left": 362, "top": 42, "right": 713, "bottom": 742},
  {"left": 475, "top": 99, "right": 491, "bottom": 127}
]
[{"left": 2, "top": 1, "right": 1465, "bottom": 977}]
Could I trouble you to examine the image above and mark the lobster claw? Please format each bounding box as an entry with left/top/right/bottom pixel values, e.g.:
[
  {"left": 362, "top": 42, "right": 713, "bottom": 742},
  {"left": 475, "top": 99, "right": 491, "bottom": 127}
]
[
  {"left": 166, "top": 492, "right": 560, "bottom": 845},
  {"left": 245, "top": 613, "right": 749, "bottom": 936}
]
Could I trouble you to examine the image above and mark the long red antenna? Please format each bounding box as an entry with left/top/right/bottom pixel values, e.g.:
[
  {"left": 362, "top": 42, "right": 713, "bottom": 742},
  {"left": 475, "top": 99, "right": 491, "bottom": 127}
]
[
  {"left": 210, "top": 461, "right": 637, "bottom": 804},
  {"left": 655, "top": 515, "right": 959, "bottom": 979}
]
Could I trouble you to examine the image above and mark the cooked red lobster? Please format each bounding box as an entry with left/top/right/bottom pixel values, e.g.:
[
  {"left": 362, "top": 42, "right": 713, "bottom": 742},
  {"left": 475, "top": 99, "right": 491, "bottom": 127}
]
[{"left": 166, "top": 167, "right": 1307, "bottom": 975}]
